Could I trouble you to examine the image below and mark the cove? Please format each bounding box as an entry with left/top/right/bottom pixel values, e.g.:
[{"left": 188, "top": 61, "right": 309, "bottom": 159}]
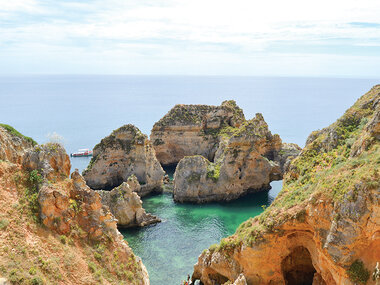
[{"left": 120, "top": 181, "right": 282, "bottom": 285}]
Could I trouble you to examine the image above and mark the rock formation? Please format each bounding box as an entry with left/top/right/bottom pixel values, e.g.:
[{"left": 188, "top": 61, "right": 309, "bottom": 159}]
[
  {"left": 192, "top": 85, "right": 380, "bottom": 284},
  {"left": 173, "top": 114, "right": 300, "bottom": 203},
  {"left": 22, "top": 143, "right": 71, "bottom": 181},
  {"left": 0, "top": 125, "right": 150, "bottom": 284},
  {"left": 96, "top": 175, "right": 161, "bottom": 228},
  {"left": 0, "top": 124, "right": 36, "bottom": 164},
  {"left": 83, "top": 124, "right": 164, "bottom": 196},
  {"left": 150, "top": 100, "right": 245, "bottom": 165}
]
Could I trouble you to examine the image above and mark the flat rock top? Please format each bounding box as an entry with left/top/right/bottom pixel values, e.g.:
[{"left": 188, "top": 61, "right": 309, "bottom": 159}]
[{"left": 152, "top": 100, "right": 245, "bottom": 129}]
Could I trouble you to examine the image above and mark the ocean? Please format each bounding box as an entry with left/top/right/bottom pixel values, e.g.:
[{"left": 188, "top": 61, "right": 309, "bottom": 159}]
[{"left": 0, "top": 75, "right": 378, "bottom": 284}]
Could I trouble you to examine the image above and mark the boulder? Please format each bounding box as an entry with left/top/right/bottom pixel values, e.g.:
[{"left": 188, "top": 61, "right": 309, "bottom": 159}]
[
  {"left": 83, "top": 124, "right": 164, "bottom": 196},
  {"left": 96, "top": 175, "right": 160, "bottom": 228}
]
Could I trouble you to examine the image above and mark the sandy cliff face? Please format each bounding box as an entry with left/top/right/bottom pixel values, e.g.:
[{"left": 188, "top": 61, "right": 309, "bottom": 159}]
[
  {"left": 83, "top": 124, "right": 164, "bottom": 196},
  {"left": 150, "top": 100, "right": 245, "bottom": 165},
  {"left": 192, "top": 85, "right": 380, "bottom": 284},
  {"left": 96, "top": 175, "right": 161, "bottom": 228},
  {"left": 0, "top": 127, "right": 150, "bottom": 285},
  {"left": 173, "top": 114, "right": 300, "bottom": 203}
]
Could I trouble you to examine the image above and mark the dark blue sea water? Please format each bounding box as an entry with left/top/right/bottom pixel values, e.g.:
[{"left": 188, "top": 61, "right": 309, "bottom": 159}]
[{"left": 0, "top": 76, "right": 378, "bottom": 284}]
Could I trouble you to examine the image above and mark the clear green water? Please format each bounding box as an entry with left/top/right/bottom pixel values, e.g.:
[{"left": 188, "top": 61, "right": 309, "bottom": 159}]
[{"left": 120, "top": 181, "right": 282, "bottom": 285}]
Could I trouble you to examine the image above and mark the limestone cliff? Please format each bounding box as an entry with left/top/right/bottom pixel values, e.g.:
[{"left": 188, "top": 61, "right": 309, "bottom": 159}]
[
  {"left": 0, "top": 124, "right": 36, "bottom": 164},
  {"left": 192, "top": 85, "right": 380, "bottom": 284},
  {"left": 173, "top": 114, "right": 300, "bottom": 203},
  {"left": 0, "top": 126, "right": 150, "bottom": 285},
  {"left": 150, "top": 100, "right": 245, "bottom": 165},
  {"left": 83, "top": 124, "right": 164, "bottom": 196},
  {"left": 96, "top": 175, "right": 161, "bottom": 228}
]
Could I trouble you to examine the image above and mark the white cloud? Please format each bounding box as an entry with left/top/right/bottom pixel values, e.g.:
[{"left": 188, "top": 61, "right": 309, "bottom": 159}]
[{"left": 0, "top": 0, "right": 380, "bottom": 75}]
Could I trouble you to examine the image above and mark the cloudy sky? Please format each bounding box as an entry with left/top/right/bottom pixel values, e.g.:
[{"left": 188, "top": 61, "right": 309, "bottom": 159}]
[{"left": 1, "top": 0, "right": 380, "bottom": 77}]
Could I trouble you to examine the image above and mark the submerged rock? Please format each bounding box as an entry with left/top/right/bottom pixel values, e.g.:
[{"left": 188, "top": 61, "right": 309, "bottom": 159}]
[
  {"left": 83, "top": 124, "right": 164, "bottom": 196},
  {"left": 173, "top": 114, "right": 299, "bottom": 203},
  {"left": 192, "top": 85, "right": 380, "bottom": 285},
  {"left": 96, "top": 175, "right": 161, "bottom": 228}
]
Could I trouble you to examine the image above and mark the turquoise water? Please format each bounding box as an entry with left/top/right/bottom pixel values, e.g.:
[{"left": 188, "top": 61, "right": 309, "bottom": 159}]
[
  {"left": 121, "top": 181, "right": 282, "bottom": 285},
  {"left": 0, "top": 75, "right": 378, "bottom": 284}
]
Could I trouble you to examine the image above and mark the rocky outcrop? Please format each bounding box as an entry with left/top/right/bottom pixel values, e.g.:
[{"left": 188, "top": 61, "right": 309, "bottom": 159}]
[
  {"left": 0, "top": 124, "right": 35, "bottom": 164},
  {"left": 22, "top": 143, "right": 71, "bottom": 181},
  {"left": 173, "top": 114, "right": 300, "bottom": 203},
  {"left": 192, "top": 85, "right": 380, "bottom": 285},
  {"left": 96, "top": 175, "right": 160, "bottom": 228},
  {"left": 0, "top": 128, "right": 150, "bottom": 284},
  {"left": 83, "top": 124, "right": 164, "bottom": 196},
  {"left": 151, "top": 100, "right": 245, "bottom": 165}
]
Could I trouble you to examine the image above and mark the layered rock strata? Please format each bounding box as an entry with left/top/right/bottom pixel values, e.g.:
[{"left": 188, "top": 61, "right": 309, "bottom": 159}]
[
  {"left": 173, "top": 114, "right": 300, "bottom": 203},
  {"left": 192, "top": 85, "right": 380, "bottom": 285},
  {"left": 96, "top": 175, "right": 161, "bottom": 228},
  {"left": 83, "top": 124, "right": 164, "bottom": 196},
  {"left": 151, "top": 100, "right": 245, "bottom": 165}
]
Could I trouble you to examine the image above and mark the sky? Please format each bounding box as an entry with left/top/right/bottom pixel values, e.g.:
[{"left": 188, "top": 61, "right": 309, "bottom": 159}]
[{"left": 1, "top": 0, "right": 380, "bottom": 77}]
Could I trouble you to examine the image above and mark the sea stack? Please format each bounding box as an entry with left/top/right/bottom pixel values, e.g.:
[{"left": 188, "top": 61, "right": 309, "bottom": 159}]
[
  {"left": 173, "top": 113, "right": 300, "bottom": 203},
  {"left": 83, "top": 124, "right": 165, "bottom": 196},
  {"left": 192, "top": 85, "right": 380, "bottom": 284},
  {"left": 150, "top": 100, "right": 246, "bottom": 166}
]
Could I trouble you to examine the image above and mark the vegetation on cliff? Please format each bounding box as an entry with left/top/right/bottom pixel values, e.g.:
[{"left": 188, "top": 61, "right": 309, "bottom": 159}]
[
  {"left": 194, "top": 85, "right": 380, "bottom": 285},
  {"left": 0, "top": 124, "right": 37, "bottom": 146},
  {"left": 0, "top": 126, "right": 148, "bottom": 284},
  {"left": 232, "top": 85, "right": 380, "bottom": 246}
]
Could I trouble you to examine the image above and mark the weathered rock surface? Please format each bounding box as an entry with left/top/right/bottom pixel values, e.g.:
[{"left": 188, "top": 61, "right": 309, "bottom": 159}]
[
  {"left": 83, "top": 124, "right": 164, "bottom": 196},
  {"left": 0, "top": 128, "right": 149, "bottom": 284},
  {"left": 0, "top": 125, "right": 35, "bottom": 164},
  {"left": 151, "top": 100, "right": 245, "bottom": 165},
  {"left": 173, "top": 114, "right": 299, "bottom": 203},
  {"left": 96, "top": 175, "right": 160, "bottom": 228},
  {"left": 22, "top": 143, "right": 71, "bottom": 181},
  {"left": 192, "top": 85, "right": 380, "bottom": 285}
]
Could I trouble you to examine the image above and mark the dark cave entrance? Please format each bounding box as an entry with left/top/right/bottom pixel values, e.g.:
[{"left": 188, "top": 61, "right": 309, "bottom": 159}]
[
  {"left": 281, "top": 246, "right": 316, "bottom": 285},
  {"left": 162, "top": 164, "right": 177, "bottom": 181}
]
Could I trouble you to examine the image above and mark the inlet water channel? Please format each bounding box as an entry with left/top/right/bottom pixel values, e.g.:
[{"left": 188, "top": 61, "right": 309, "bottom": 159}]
[{"left": 120, "top": 179, "right": 282, "bottom": 285}]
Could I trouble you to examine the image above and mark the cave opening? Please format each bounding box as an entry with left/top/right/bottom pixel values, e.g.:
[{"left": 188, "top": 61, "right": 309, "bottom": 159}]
[
  {"left": 162, "top": 163, "right": 177, "bottom": 181},
  {"left": 281, "top": 246, "right": 316, "bottom": 285}
]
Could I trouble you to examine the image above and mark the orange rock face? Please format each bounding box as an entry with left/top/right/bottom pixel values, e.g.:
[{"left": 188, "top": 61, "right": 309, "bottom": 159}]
[
  {"left": 193, "top": 191, "right": 380, "bottom": 284},
  {"left": 192, "top": 85, "right": 380, "bottom": 285}
]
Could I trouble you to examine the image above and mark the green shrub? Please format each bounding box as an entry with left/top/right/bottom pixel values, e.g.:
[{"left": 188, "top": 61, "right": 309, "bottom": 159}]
[
  {"left": 29, "top": 276, "right": 44, "bottom": 285},
  {"left": 0, "top": 124, "right": 37, "bottom": 145},
  {"left": 59, "top": 235, "right": 67, "bottom": 244},
  {"left": 0, "top": 218, "right": 9, "bottom": 230},
  {"left": 347, "top": 260, "right": 370, "bottom": 284}
]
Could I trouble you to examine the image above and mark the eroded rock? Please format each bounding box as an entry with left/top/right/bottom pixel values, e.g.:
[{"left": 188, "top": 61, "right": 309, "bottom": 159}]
[
  {"left": 96, "top": 175, "right": 160, "bottom": 228},
  {"left": 22, "top": 143, "right": 71, "bottom": 181},
  {"left": 173, "top": 114, "right": 299, "bottom": 203},
  {"left": 83, "top": 124, "right": 164, "bottom": 196},
  {"left": 0, "top": 125, "right": 35, "bottom": 164},
  {"left": 151, "top": 100, "right": 245, "bottom": 165}
]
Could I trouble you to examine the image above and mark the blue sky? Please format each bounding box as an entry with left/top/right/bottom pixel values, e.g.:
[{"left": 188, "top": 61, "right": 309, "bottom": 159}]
[{"left": 1, "top": 0, "right": 380, "bottom": 77}]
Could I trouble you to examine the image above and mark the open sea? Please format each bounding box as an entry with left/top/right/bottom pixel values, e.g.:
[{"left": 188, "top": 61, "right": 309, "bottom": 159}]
[{"left": 0, "top": 75, "right": 378, "bottom": 284}]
